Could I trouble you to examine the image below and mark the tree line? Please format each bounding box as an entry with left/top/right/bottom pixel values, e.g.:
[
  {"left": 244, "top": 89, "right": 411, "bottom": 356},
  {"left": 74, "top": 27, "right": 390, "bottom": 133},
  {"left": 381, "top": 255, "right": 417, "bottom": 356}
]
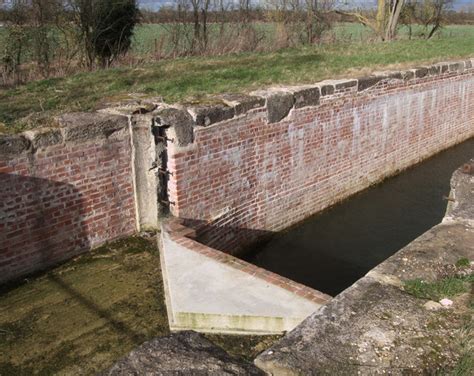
[{"left": 0, "top": 0, "right": 468, "bottom": 86}]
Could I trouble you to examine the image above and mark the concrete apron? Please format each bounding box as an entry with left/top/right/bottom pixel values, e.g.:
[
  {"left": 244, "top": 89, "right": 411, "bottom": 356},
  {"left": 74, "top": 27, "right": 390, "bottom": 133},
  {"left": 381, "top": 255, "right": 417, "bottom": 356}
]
[{"left": 159, "top": 226, "right": 330, "bottom": 335}]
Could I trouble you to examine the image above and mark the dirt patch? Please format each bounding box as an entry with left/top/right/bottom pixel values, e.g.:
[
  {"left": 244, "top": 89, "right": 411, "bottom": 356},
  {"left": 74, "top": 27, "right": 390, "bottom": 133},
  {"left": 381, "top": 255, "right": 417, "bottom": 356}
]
[{"left": 0, "top": 235, "right": 279, "bottom": 374}]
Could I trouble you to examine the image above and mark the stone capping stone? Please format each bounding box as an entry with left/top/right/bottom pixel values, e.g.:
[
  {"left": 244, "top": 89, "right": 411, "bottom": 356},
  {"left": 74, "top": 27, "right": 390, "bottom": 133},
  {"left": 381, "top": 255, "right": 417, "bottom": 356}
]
[
  {"left": 0, "top": 134, "right": 31, "bottom": 156},
  {"left": 164, "top": 217, "right": 332, "bottom": 306},
  {"left": 218, "top": 93, "right": 266, "bottom": 116},
  {"left": 335, "top": 79, "right": 358, "bottom": 90},
  {"left": 186, "top": 103, "right": 235, "bottom": 127},
  {"left": 23, "top": 128, "right": 63, "bottom": 150},
  {"left": 59, "top": 112, "right": 129, "bottom": 143},
  {"left": 1, "top": 58, "right": 472, "bottom": 154},
  {"left": 155, "top": 107, "right": 195, "bottom": 147},
  {"left": 357, "top": 76, "right": 385, "bottom": 91}
]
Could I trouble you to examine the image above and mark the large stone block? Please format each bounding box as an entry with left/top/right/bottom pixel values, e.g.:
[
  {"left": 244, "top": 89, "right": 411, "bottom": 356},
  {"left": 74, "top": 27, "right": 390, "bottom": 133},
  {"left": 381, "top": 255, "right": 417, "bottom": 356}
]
[
  {"left": 266, "top": 92, "right": 294, "bottom": 123},
  {"left": 187, "top": 104, "right": 235, "bottom": 127},
  {"left": 155, "top": 108, "right": 195, "bottom": 146},
  {"left": 106, "top": 331, "right": 264, "bottom": 375},
  {"left": 358, "top": 76, "right": 385, "bottom": 91},
  {"left": 0, "top": 134, "right": 30, "bottom": 155},
  {"left": 219, "top": 93, "right": 266, "bottom": 116},
  {"left": 59, "top": 112, "right": 129, "bottom": 142},
  {"left": 24, "top": 128, "right": 63, "bottom": 150},
  {"left": 292, "top": 86, "right": 321, "bottom": 109}
]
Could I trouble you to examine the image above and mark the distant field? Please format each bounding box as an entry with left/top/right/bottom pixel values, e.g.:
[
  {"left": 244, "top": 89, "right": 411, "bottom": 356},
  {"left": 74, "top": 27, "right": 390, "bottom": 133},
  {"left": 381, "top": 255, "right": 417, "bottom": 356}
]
[
  {"left": 0, "top": 23, "right": 473, "bottom": 133},
  {"left": 131, "top": 23, "right": 474, "bottom": 55},
  {"left": 2, "top": 22, "right": 473, "bottom": 61}
]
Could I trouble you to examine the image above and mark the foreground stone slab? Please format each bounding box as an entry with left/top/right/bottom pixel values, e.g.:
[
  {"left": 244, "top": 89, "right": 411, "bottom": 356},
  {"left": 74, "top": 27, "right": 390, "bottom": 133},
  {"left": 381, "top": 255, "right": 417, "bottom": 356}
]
[{"left": 106, "top": 331, "right": 264, "bottom": 375}]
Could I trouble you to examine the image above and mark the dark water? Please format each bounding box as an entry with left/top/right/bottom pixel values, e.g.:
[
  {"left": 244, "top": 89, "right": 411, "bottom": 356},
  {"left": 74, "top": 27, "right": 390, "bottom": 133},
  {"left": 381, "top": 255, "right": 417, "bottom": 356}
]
[{"left": 244, "top": 138, "right": 474, "bottom": 297}]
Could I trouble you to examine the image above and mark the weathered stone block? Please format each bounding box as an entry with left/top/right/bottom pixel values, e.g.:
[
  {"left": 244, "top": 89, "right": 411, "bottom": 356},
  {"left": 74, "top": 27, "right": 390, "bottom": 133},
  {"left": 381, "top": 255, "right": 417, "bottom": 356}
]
[
  {"left": 23, "top": 128, "right": 63, "bottom": 150},
  {"left": 188, "top": 104, "right": 235, "bottom": 127},
  {"left": 292, "top": 86, "right": 320, "bottom": 109},
  {"left": 0, "top": 134, "right": 30, "bottom": 155},
  {"left": 155, "top": 108, "right": 195, "bottom": 146},
  {"left": 320, "top": 84, "right": 335, "bottom": 96},
  {"left": 357, "top": 76, "right": 385, "bottom": 91},
  {"left": 449, "top": 62, "right": 463, "bottom": 72},
  {"left": 428, "top": 65, "right": 441, "bottom": 76},
  {"left": 414, "top": 67, "right": 429, "bottom": 78},
  {"left": 335, "top": 79, "right": 357, "bottom": 90},
  {"left": 464, "top": 60, "right": 472, "bottom": 69},
  {"left": 59, "top": 112, "right": 129, "bottom": 142},
  {"left": 106, "top": 331, "right": 264, "bottom": 375},
  {"left": 219, "top": 93, "right": 265, "bottom": 116},
  {"left": 401, "top": 70, "right": 415, "bottom": 80},
  {"left": 266, "top": 92, "right": 294, "bottom": 123}
]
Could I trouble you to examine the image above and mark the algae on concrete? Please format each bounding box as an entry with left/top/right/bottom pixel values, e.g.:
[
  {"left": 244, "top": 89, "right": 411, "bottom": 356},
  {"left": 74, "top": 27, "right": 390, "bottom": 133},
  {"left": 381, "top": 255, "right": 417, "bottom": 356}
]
[{"left": 0, "top": 235, "right": 279, "bottom": 374}]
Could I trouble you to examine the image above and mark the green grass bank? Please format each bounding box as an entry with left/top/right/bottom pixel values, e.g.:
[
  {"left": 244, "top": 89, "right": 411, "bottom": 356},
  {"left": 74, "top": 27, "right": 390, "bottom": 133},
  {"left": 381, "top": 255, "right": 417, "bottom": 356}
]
[{"left": 1, "top": 24, "right": 473, "bottom": 133}]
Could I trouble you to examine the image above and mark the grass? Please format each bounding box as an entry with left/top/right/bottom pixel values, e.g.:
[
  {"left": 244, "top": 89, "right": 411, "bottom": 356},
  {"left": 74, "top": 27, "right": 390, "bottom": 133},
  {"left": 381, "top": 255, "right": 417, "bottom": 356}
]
[
  {"left": 403, "top": 275, "right": 472, "bottom": 301},
  {"left": 0, "top": 236, "right": 278, "bottom": 374},
  {"left": 0, "top": 24, "right": 474, "bottom": 133}
]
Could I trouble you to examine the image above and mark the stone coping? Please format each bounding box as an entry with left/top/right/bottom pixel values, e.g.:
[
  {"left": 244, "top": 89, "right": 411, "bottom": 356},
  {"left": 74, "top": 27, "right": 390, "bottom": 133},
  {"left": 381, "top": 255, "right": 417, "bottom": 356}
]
[
  {"left": 0, "top": 112, "right": 129, "bottom": 157},
  {"left": 164, "top": 217, "right": 331, "bottom": 305},
  {"left": 2, "top": 58, "right": 472, "bottom": 156}
]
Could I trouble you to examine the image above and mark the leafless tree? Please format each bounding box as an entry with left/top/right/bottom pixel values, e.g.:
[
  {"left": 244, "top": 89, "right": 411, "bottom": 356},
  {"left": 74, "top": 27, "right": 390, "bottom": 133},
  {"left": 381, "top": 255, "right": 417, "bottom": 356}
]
[{"left": 336, "top": 0, "right": 407, "bottom": 41}]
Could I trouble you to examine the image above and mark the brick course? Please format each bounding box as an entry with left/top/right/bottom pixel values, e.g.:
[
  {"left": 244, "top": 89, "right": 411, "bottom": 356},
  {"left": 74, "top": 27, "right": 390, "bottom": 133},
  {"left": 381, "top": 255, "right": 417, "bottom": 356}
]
[{"left": 0, "top": 115, "right": 137, "bottom": 283}]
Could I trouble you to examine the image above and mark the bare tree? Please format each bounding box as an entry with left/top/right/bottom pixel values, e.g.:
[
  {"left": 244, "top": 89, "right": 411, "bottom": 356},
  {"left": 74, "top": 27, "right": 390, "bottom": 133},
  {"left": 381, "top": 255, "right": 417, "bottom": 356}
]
[{"left": 336, "top": 0, "right": 407, "bottom": 41}]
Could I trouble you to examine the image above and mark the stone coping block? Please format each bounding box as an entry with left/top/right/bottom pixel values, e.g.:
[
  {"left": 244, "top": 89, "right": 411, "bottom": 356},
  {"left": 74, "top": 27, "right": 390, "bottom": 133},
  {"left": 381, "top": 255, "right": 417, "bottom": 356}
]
[
  {"left": 23, "top": 128, "right": 63, "bottom": 150},
  {"left": 160, "top": 217, "right": 331, "bottom": 335},
  {"left": 187, "top": 103, "right": 235, "bottom": 127},
  {"left": 59, "top": 112, "right": 129, "bottom": 143},
  {"left": 0, "top": 134, "right": 31, "bottom": 155}
]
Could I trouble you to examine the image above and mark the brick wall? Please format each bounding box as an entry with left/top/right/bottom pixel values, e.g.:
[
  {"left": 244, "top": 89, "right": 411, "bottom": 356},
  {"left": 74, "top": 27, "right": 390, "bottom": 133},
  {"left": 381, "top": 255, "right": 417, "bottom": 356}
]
[
  {"left": 0, "top": 113, "right": 137, "bottom": 283},
  {"left": 164, "top": 60, "right": 474, "bottom": 255}
]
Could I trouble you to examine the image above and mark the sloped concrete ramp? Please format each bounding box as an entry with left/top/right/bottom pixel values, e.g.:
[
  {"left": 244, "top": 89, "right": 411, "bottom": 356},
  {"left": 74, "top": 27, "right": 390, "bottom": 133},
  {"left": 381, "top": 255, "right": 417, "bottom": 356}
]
[{"left": 160, "top": 223, "right": 330, "bottom": 335}]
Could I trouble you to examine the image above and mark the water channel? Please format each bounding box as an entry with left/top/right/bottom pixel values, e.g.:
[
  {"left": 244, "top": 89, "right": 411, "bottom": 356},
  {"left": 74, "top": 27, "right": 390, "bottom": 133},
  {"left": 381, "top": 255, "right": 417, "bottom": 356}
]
[{"left": 244, "top": 138, "right": 474, "bottom": 296}]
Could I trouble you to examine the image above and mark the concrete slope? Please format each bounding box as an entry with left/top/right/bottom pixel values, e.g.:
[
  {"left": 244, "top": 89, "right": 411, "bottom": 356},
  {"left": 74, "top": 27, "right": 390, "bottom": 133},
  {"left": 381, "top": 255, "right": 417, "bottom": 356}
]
[{"left": 160, "top": 230, "right": 328, "bottom": 335}]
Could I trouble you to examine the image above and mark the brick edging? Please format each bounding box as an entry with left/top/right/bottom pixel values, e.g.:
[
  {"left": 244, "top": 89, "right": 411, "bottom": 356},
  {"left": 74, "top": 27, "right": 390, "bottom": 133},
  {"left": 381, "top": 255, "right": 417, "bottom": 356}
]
[{"left": 163, "top": 218, "right": 331, "bottom": 305}]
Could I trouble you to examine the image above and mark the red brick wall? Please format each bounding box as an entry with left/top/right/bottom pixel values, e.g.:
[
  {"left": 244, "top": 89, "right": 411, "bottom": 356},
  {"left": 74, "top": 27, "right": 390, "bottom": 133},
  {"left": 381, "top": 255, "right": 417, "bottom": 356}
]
[
  {"left": 167, "top": 63, "right": 474, "bottom": 255},
  {"left": 0, "top": 113, "right": 137, "bottom": 283}
]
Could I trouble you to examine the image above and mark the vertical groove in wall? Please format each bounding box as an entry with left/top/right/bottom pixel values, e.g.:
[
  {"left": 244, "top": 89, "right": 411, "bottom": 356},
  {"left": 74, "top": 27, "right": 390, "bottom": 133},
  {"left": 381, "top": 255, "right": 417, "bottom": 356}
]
[
  {"left": 153, "top": 121, "right": 171, "bottom": 215},
  {"left": 128, "top": 115, "right": 141, "bottom": 232}
]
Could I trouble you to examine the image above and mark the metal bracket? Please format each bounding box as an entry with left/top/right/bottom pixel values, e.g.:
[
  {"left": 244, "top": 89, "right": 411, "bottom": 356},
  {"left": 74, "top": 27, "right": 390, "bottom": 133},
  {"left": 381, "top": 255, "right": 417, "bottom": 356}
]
[
  {"left": 159, "top": 199, "right": 175, "bottom": 206},
  {"left": 155, "top": 135, "right": 174, "bottom": 143}
]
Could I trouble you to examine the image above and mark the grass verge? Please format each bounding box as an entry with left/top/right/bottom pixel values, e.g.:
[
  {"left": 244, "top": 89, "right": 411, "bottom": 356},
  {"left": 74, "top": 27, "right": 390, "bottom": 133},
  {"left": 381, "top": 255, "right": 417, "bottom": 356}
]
[{"left": 1, "top": 26, "right": 474, "bottom": 133}]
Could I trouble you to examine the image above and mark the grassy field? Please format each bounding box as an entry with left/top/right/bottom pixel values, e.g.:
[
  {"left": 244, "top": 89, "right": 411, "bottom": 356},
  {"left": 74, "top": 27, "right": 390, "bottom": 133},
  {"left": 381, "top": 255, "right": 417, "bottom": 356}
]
[
  {"left": 131, "top": 23, "right": 474, "bottom": 54},
  {"left": 0, "top": 24, "right": 473, "bottom": 133},
  {"left": 0, "top": 236, "right": 279, "bottom": 374}
]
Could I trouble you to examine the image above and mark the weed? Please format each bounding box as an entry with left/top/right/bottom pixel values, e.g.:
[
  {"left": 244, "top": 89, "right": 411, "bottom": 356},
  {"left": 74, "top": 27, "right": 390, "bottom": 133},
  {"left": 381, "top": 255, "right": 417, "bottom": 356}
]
[
  {"left": 403, "top": 276, "right": 470, "bottom": 301},
  {"left": 456, "top": 258, "right": 470, "bottom": 268}
]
